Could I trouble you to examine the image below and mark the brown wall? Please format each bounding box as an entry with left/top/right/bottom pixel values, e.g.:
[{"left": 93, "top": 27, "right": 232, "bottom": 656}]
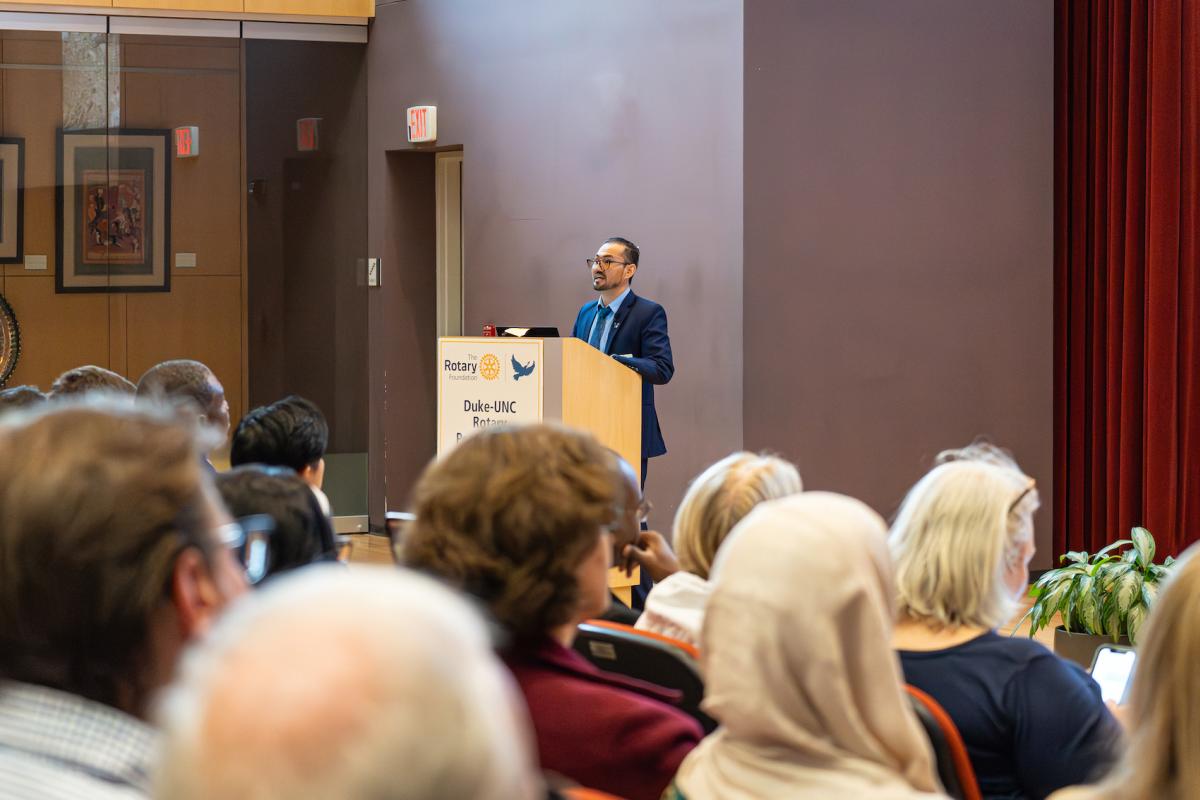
[
  {"left": 0, "top": 32, "right": 245, "bottom": 430},
  {"left": 366, "top": 0, "right": 744, "bottom": 523},
  {"left": 743, "top": 1, "right": 1055, "bottom": 562}
]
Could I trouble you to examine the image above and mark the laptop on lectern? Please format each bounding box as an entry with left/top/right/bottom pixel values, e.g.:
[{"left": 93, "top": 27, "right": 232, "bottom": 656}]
[{"left": 497, "top": 326, "right": 560, "bottom": 337}]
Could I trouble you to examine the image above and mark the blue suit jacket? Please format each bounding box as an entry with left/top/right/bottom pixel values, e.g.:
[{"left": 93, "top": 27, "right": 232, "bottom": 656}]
[{"left": 572, "top": 291, "right": 674, "bottom": 459}]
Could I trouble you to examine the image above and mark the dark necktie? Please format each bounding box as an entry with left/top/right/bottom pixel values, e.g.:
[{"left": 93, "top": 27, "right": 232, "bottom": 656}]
[{"left": 588, "top": 304, "right": 613, "bottom": 350}]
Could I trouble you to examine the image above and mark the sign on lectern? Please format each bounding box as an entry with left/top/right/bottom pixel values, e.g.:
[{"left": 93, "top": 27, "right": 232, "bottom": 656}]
[{"left": 437, "top": 337, "right": 544, "bottom": 453}]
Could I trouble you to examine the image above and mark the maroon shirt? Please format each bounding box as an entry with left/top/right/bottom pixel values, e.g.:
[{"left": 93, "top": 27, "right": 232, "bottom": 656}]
[{"left": 504, "top": 637, "right": 703, "bottom": 800}]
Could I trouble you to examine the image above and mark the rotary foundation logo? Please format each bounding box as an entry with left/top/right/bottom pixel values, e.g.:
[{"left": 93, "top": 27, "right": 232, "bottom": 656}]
[{"left": 479, "top": 353, "right": 501, "bottom": 381}]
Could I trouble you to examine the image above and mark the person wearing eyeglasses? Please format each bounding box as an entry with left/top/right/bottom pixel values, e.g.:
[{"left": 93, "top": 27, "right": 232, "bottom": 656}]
[
  {"left": 890, "top": 457, "right": 1120, "bottom": 800},
  {"left": 572, "top": 237, "right": 674, "bottom": 490},
  {"left": 216, "top": 464, "right": 342, "bottom": 580},
  {"left": 0, "top": 400, "right": 248, "bottom": 800}
]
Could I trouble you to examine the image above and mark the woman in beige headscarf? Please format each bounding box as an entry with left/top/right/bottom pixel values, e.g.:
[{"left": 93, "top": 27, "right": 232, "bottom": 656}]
[{"left": 668, "top": 492, "right": 946, "bottom": 800}]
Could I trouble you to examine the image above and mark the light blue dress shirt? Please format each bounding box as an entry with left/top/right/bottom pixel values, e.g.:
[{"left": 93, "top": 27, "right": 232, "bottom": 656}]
[{"left": 586, "top": 286, "right": 631, "bottom": 353}]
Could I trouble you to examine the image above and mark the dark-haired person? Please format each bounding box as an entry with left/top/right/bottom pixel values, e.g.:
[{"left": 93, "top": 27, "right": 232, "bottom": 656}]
[
  {"left": 0, "top": 385, "right": 45, "bottom": 414},
  {"left": 136, "top": 359, "right": 231, "bottom": 468},
  {"left": 572, "top": 237, "right": 673, "bottom": 489},
  {"left": 230, "top": 395, "right": 332, "bottom": 514},
  {"left": 0, "top": 401, "right": 248, "bottom": 799},
  {"left": 403, "top": 424, "right": 702, "bottom": 800},
  {"left": 230, "top": 395, "right": 328, "bottom": 488},
  {"left": 49, "top": 365, "right": 136, "bottom": 398},
  {"left": 215, "top": 464, "right": 337, "bottom": 579}
]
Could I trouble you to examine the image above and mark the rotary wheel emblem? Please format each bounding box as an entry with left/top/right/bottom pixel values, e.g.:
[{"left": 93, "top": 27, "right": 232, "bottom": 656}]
[{"left": 479, "top": 353, "right": 501, "bottom": 381}]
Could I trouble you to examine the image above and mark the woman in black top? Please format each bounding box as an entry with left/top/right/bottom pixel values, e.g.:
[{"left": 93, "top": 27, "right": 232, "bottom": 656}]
[{"left": 889, "top": 455, "right": 1120, "bottom": 800}]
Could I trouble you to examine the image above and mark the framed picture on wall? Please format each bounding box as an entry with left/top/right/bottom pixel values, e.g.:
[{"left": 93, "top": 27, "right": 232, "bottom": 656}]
[
  {"left": 0, "top": 137, "right": 25, "bottom": 264},
  {"left": 56, "top": 129, "right": 171, "bottom": 293}
]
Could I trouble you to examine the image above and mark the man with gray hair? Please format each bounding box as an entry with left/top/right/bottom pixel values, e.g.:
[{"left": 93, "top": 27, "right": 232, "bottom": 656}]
[{"left": 154, "top": 565, "right": 543, "bottom": 800}]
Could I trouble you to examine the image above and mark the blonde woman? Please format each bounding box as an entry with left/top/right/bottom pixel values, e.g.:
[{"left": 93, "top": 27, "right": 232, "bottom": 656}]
[
  {"left": 891, "top": 460, "right": 1120, "bottom": 800},
  {"left": 1048, "top": 543, "right": 1200, "bottom": 800},
  {"left": 625, "top": 452, "right": 801, "bottom": 645},
  {"left": 669, "top": 493, "right": 945, "bottom": 799}
]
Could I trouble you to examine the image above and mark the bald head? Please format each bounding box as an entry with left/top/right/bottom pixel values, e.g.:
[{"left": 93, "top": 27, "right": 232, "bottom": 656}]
[{"left": 154, "top": 566, "right": 541, "bottom": 800}]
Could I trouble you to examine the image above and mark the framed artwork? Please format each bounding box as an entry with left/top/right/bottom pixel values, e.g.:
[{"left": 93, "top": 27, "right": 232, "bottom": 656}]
[
  {"left": 0, "top": 137, "right": 25, "bottom": 264},
  {"left": 0, "top": 292, "right": 18, "bottom": 387},
  {"left": 56, "top": 129, "right": 171, "bottom": 293}
]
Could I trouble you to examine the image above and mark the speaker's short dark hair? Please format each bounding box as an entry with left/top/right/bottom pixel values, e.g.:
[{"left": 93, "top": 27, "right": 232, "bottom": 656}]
[
  {"left": 215, "top": 465, "right": 335, "bottom": 578},
  {"left": 230, "top": 395, "right": 328, "bottom": 473},
  {"left": 604, "top": 236, "right": 639, "bottom": 266}
]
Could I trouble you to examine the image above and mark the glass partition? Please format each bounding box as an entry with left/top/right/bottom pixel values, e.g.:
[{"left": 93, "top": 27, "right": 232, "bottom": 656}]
[{"left": 0, "top": 20, "right": 369, "bottom": 520}]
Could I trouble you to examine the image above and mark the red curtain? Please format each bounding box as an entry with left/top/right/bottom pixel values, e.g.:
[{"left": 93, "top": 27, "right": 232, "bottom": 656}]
[{"left": 1055, "top": 0, "right": 1200, "bottom": 558}]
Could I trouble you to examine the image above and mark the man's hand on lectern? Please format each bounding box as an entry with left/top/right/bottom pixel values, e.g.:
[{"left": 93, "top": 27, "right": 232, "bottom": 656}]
[{"left": 622, "top": 530, "right": 681, "bottom": 584}]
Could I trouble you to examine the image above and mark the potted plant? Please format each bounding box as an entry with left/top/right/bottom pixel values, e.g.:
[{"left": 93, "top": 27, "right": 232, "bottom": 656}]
[{"left": 1019, "top": 526, "right": 1175, "bottom": 668}]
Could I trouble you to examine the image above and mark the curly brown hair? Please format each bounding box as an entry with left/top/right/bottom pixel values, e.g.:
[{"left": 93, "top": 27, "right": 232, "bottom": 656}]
[{"left": 402, "top": 424, "right": 621, "bottom": 640}]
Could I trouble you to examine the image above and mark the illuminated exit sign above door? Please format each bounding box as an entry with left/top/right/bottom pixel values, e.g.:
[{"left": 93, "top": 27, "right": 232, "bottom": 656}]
[
  {"left": 174, "top": 126, "right": 199, "bottom": 158},
  {"left": 407, "top": 106, "right": 437, "bottom": 143}
]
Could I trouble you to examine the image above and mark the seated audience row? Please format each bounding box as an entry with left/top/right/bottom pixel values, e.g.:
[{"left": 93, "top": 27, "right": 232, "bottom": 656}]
[{"left": 3, "top": 381, "right": 1200, "bottom": 800}]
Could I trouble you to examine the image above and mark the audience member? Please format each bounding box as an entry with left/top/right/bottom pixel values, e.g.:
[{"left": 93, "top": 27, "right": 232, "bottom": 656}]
[
  {"left": 403, "top": 424, "right": 702, "bottom": 800},
  {"left": 49, "top": 364, "right": 136, "bottom": 398},
  {"left": 0, "top": 401, "right": 248, "bottom": 799},
  {"left": 0, "top": 385, "right": 45, "bottom": 413},
  {"left": 230, "top": 394, "right": 333, "bottom": 514},
  {"left": 1049, "top": 544, "right": 1200, "bottom": 800},
  {"left": 628, "top": 451, "right": 800, "bottom": 645},
  {"left": 599, "top": 454, "right": 650, "bottom": 625},
  {"left": 230, "top": 395, "right": 328, "bottom": 488},
  {"left": 154, "top": 565, "right": 542, "bottom": 800},
  {"left": 136, "top": 359, "right": 231, "bottom": 465},
  {"left": 215, "top": 464, "right": 338, "bottom": 578},
  {"left": 890, "top": 459, "right": 1120, "bottom": 799},
  {"left": 670, "top": 493, "right": 944, "bottom": 799}
]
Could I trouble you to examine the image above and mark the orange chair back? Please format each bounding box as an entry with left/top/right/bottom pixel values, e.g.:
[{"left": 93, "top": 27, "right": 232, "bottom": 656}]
[
  {"left": 582, "top": 618, "right": 701, "bottom": 659},
  {"left": 561, "top": 788, "right": 625, "bottom": 800},
  {"left": 904, "top": 685, "right": 982, "bottom": 800}
]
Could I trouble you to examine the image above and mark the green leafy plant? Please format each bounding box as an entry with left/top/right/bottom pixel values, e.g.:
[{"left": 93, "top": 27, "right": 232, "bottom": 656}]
[{"left": 1021, "top": 526, "right": 1175, "bottom": 645}]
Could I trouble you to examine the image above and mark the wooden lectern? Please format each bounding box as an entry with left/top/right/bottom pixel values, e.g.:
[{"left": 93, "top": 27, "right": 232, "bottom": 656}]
[{"left": 437, "top": 336, "right": 643, "bottom": 602}]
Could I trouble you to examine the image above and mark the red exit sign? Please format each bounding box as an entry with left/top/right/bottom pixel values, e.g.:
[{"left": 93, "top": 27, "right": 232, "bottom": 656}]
[
  {"left": 407, "top": 106, "right": 437, "bottom": 143},
  {"left": 174, "top": 126, "right": 199, "bottom": 158},
  {"left": 297, "top": 117, "right": 321, "bottom": 152}
]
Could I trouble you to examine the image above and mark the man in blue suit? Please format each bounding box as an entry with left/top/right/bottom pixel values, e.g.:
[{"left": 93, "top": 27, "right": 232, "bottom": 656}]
[{"left": 572, "top": 236, "right": 674, "bottom": 488}]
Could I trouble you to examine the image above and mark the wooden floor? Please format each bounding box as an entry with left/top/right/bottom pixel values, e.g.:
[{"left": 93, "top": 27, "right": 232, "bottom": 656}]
[{"left": 346, "top": 533, "right": 394, "bottom": 565}]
